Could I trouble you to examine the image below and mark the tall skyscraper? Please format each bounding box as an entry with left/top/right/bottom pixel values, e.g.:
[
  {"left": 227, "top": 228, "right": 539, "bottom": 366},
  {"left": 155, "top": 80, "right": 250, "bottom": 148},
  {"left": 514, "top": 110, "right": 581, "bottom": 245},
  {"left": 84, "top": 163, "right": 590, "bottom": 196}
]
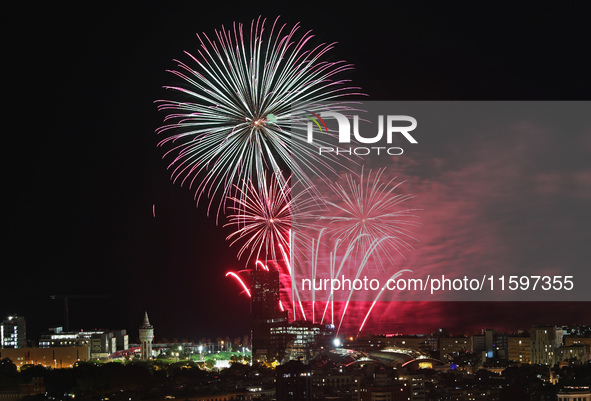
[
  {"left": 1, "top": 315, "right": 26, "bottom": 348},
  {"left": 251, "top": 270, "right": 288, "bottom": 362},
  {"left": 530, "top": 325, "right": 563, "bottom": 365},
  {"left": 139, "top": 311, "right": 154, "bottom": 361}
]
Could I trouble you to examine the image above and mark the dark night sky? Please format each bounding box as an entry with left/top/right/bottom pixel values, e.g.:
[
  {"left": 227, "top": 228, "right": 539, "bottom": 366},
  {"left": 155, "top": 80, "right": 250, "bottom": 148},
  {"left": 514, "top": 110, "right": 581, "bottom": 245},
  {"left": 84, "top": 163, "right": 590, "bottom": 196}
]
[{"left": 3, "top": 2, "right": 590, "bottom": 342}]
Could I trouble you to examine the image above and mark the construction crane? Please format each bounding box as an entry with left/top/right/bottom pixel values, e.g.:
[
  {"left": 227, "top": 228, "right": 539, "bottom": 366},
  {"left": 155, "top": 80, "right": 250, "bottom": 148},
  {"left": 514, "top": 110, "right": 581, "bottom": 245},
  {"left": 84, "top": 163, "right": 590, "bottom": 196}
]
[{"left": 50, "top": 295, "right": 108, "bottom": 331}]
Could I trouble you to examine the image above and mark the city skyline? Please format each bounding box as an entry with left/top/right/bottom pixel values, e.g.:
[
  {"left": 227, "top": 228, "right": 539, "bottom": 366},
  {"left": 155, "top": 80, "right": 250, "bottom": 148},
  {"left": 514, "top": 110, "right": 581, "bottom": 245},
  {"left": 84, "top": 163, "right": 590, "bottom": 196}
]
[
  {"left": 3, "top": 3, "right": 591, "bottom": 342},
  {"left": 3, "top": 310, "right": 590, "bottom": 352}
]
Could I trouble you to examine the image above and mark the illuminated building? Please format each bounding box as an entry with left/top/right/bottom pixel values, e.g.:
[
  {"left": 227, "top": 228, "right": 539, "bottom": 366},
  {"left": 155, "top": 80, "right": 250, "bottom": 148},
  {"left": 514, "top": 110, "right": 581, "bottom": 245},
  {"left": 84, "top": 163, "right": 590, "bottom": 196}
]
[
  {"left": 565, "top": 336, "right": 591, "bottom": 348},
  {"left": 400, "top": 375, "right": 426, "bottom": 401},
  {"left": 39, "top": 327, "right": 90, "bottom": 348},
  {"left": 139, "top": 311, "right": 154, "bottom": 360},
  {"left": 272, "top": 320, "right": 334, "bottom": 363},
  {"left": 38, "top": 327, "right": 128, "bottom": 359},
  {"left": 473, "top": 329, "right": 508, "bottom": 361},
  {"left": 114, "top": 329, "right": 129, "bottom": 351},
  {"left": 311, "top": 373, "right": 361, "bottom": 399},
  {"left": 387, "top": 336, "right": 432, "bottom": 354},
  {"left": 557, "top": 387, "right": 591, "bottom": 401},
  {"left": 358, "top": 377, "right": 411, "bottom": 401},
  {"left": 251, "top": 270, "right": 289, "bottom": 361},
  {"left": 345, "top": 335, "right": 434, "bottom": 355},
  {"left": 439, "top": 336, "right": 472, "bottom": 360},
  {"left": 1, "top": 315, "right": 26, "bottom": 349},
  {"left": 507, "top": 334, "right": 531, "bottom": 364},
  {"left": 530, "top": 325, "right": 563, "bottom": 365},
  {"left": 90, "top": 331, "right": 116, "bottom": 358},
  {"left": 250, "top": 270, "right": 334, "bottom": 362},
  {"left": 556, "top": 344, "right": 588, "bottom": 364}
]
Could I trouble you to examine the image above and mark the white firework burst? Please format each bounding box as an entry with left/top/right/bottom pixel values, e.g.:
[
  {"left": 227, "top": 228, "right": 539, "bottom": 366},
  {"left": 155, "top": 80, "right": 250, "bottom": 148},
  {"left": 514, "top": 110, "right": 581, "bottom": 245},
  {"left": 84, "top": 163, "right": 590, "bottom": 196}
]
[{"left": 156, "top": 16, "right": 362, "bottom": 217}]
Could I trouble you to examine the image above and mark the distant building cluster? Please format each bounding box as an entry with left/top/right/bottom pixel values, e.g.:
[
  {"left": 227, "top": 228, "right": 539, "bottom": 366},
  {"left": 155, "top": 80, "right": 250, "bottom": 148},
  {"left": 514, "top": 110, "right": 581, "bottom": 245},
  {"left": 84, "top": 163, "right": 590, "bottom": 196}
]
[
  {"left": 38, "top": 326, "right": 129, "bottom": 358},
  {"left": 0, "top": 309, "right": 590, "bottom": 400},
  {"left": 247, "top": 269, "right": 591, "bottom": 374},
  {"left": 0, "top": 313, "right": 144, "bottom": 369},
  {"left": 344, "top": 325, "right": 591, "bottom": 369},
  {"left": 2, "top": 310, "right": 590, "bottom": 372},
  {"left": 1, "top": 280, "right": 590, "bottom": 401}
]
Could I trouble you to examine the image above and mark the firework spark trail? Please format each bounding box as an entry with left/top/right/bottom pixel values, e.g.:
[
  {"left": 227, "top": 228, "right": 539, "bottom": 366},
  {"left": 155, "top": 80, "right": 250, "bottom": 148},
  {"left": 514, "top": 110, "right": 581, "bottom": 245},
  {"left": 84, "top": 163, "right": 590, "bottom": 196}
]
[
  {"left": 279, "top": 242, "right": 308, "bottom": 321},
  {"left": 255, "top": 260, "right": 269, "bottom": 271},
  {"left": 310, "top": 228, "right": 327, "bottom": 324},
  {"left": 225, "top": 271, "right": 252, "bottom": 297},
  {"left": 358, "top": 269, "right": 413, "bottom": 334},
  {"left": 336, "top": 236, "right": 394, "bottom": 334},
  {"left": 319, "top": 235, "right": 357, "bottom": 326},
  {"left": 156, "top": 16, "right": 363, "bottom": 217},
  {"left": 314, "top": 234, "right": 383, "bottom": 332}
]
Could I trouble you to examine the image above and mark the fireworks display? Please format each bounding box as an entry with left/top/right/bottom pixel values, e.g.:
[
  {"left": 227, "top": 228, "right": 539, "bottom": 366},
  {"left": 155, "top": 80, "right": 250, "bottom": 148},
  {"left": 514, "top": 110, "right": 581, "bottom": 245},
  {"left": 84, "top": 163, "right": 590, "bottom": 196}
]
[
  {"left": 225, "top": 174, "right": 292, "bottom": 265},
  {"left": 157, "top": 16, "right": 419, "bottom": 337},
  {"left": 156, "top": 16, "right": 361, "bottom": 216},
  {"left": 224, "top": 173, "right": 319, "bottom": 266},
  {"left": 320, "top": 167, "right": 420, "bottom": 269},
  {"left": 289, "top": 168, "right": 419, "bottom": 334},
  {"left": 221, "top": 167, "right": 419, "bottom": 334}
]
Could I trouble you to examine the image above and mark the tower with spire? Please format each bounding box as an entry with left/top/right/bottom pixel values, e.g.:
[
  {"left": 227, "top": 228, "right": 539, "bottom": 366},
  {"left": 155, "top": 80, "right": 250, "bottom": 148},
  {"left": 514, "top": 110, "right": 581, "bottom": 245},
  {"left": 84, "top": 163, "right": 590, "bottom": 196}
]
[{"left": 139, "top": 311, "right": 154, "bottom": 361}]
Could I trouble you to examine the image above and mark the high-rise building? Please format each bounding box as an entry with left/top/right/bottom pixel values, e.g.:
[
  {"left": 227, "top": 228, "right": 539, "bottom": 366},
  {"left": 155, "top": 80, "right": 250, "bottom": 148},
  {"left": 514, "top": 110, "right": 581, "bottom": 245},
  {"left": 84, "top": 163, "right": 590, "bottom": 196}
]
[
  {"left": 1, "top": 315, "right": 26, "bottom": 348},
  {"left": 530, "top": 325, "right": 563, "bottom": 365},
  {"left": 139, "top": 311, "right": 154, "bottom": 361},
  {"left": 251, "top": 270, "right": 289, "bottom": 362},
  {"left": 507, "top": 334, "right": 531, "bottom": 364}
]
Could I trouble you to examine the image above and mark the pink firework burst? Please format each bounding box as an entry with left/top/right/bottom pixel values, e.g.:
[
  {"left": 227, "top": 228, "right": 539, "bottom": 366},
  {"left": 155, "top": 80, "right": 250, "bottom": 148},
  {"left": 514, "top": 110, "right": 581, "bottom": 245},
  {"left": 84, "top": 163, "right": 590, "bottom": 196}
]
[
  {"left": 320, "top": 167, "right": 420, "bottom": 269},
  {"left": 225, "top": 173, "right": 320, "bottom": 265}
]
